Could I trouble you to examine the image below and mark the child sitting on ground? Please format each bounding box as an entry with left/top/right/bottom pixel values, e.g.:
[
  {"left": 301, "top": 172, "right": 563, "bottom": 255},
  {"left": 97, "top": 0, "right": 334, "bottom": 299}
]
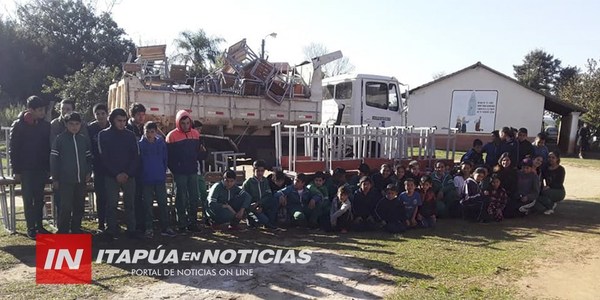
[
  {"left": 352, "top": 176, "right": 380, "bottom": 230},
  {"left": 460, "top": 167, "right": 489, "bottom": 222},
  {"left": 399, "top": 178, "right": 422, "bottom": 228},
  {"left": 375, "top": 184, "right": 407, "bottom": 233},
  {"left": 329, "top": 186, "right": 353, "bottom": 233},
  {"left": 484, "top": 173, "right": 508, "bottom": 222},
  {"left": 418, "top": 175, "right": 437, "bottom": 228}
]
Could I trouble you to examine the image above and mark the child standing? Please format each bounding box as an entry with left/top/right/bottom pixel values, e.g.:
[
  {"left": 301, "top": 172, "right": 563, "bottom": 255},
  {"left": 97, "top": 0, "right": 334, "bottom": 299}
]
[
  {"left": 139, "top": 122, "right": 176, "bottom": 238},
  {"left": 484, "top": 174, "right": 508, "bottom": 222},
  {"left": 50, "top": 112, "right": 93, "bottom": 234},
  {"left": 418, "top": 176, "right": 436, "bottom": 228},
  {"left": 329, "top": 186, "right": 353, "bottom": 233}
]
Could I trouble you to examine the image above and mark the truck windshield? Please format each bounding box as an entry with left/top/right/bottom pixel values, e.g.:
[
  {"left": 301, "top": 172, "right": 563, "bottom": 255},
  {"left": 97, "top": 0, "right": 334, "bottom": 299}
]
[
  {"left": 323, "top": 85, "right": 334, "bottom": 100},
  {"left": 335, "top": 81, "right": 352, "bottom": 99},
  {"left": 365, "top": 82, "right": 388, "bottom": 109}
]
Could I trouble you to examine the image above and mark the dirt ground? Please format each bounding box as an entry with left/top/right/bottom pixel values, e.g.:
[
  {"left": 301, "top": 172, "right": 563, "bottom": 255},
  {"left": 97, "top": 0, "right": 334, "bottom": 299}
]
[
  {"left": 2, "top": 164, "right": 599, "bottom": 299},
  {"left": 115, "top": 250, "right": 396, "bottom": 300},
  {"left": 517, "top": 164, "right": 600, "bottom": 300}
]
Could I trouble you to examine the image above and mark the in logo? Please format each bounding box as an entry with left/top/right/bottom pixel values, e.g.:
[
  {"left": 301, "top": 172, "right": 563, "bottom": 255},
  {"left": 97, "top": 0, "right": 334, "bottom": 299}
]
[{"left": 36, "top": 234, "right": 92, "bottom": 284}]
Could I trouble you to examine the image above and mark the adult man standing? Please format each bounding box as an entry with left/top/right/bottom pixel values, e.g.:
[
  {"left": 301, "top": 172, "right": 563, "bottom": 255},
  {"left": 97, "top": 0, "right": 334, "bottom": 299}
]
[
  {"left": 9, "top": 95, "right": 51, "bottom": 239},
  {"left": 88, "top": 103, "right": 110, "bottom": 232},
  {"left": 126, "top": 103, "right": 146, "bottom": 232},
  {"left": 166, "top": 110, "right": 206, "bottom": 233},
  {"left": 98, "top": 108, "right": 140, "bottom": 239},
  {"left": 577, "top": 122, "right": 590, "bottom": 159}
]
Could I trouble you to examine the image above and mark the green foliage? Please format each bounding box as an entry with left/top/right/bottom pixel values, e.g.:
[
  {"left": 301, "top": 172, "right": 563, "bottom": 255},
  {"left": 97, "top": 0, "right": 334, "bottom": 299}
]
[
  {"left": 0, "top": 0, "right": 134, "bottom": 106},
  {"left": 42, "top": 63, "right": 121, "bottom": 121},
  {"left": 559, "top": 58, "right": 600, "bottom": 129},
  {"left": 173, "top": 29, "right": 225, "bottom": 78},
  {"left": 0, "top": 104, "right": 25, "bottom": 127},
  {"left": 513, "top": 49, "right": 563, "bottom": 94}
]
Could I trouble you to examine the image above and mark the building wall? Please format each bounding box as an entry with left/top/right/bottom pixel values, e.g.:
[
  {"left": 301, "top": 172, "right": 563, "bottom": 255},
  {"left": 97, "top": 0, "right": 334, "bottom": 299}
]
[{"left": 407, "top": 66, "right": 545, "bottom": 137}]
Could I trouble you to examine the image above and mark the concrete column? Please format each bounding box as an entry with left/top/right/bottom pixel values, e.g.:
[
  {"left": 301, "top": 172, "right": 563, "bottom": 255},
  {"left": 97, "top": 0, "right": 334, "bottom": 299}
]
[{"left": 566, "top": 111, "right": 581, "bottom": 155}]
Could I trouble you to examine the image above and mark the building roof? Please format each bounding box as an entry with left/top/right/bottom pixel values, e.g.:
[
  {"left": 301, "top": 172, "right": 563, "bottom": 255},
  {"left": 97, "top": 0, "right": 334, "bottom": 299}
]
[{"left": 409, "top": 62, "right": 587, "bottom": 116}]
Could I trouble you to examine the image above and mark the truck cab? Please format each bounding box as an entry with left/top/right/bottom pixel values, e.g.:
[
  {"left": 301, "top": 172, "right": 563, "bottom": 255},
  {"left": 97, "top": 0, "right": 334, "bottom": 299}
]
[{"left": 320, "top": 74, "right": 407, "bottom": 127}]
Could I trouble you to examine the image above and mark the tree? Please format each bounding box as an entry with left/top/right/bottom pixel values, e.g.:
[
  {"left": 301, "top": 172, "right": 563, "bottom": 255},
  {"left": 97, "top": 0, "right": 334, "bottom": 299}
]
[
  {"left": 513, "top": 49, "right": 562, "bottom": 94},
  {"left": 303, "top": 42, "right": 355, "bottom": 77},
  {"left": 16, "top": 0, "right": 134, "bottom": 74},
  {"left": 173, "top": 29, "right": 225, "bottom": 78},
  {"left": 42, "top": 63, "right": 121, "bottom": 120},
  {"left": 0, "top": 17, "right": 46, "bottom": 104},
  {"left": 559, "top": 58, "right": 600, "bottom": 129}
]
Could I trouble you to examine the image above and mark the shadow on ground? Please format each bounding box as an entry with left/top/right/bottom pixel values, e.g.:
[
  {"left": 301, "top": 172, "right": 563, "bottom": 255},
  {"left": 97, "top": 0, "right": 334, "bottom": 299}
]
[{"left": 1, "top": 197, "right": 599, "bottom": 298}]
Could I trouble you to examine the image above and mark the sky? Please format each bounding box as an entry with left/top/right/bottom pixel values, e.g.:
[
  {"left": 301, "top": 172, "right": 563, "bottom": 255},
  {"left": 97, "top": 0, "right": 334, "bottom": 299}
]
[{"left": 3, "top": 0, "right": 600, "bottom": 88}]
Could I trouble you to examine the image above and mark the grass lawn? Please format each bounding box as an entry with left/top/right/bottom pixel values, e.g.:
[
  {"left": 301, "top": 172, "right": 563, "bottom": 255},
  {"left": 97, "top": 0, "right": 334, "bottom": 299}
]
[{"left": 1, "top": 195, "right": 599, "bottom": 299}]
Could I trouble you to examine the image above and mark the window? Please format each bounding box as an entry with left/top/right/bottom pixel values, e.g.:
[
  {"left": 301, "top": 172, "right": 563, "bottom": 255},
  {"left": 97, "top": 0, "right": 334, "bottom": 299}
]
[
  {"left": 334, "top": 81, "right": 353, "bottom": 99},
  {"left": 388, "top": 84, "right": 399, "bottom": 111},
  {"left": 365, "top": 82, "right": 388, "bottom": 109},
  {"left": 322, "top": 84, "right": 334, "bottom": 100}
]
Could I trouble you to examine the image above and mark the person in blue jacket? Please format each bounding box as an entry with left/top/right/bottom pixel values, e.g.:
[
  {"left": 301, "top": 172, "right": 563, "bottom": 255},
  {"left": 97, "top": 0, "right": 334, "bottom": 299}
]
[
  {"left": 139, "top": 121, "right": 176, "bottom": 238},
  {"left": 274, "top": 173, "right": 322, "bottom": 228}
]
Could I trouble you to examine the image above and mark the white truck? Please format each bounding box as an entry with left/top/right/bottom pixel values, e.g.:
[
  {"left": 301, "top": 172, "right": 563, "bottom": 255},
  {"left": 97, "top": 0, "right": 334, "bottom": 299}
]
[{"left": 108, "top": 46, "right": 408, "bottom": 166}]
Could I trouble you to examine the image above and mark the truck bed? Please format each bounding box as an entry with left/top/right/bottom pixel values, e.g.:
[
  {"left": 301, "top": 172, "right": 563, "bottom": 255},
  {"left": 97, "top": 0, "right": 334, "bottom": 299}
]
[{"left": 108, "top": 76, "right": 320, "bottom": 130}]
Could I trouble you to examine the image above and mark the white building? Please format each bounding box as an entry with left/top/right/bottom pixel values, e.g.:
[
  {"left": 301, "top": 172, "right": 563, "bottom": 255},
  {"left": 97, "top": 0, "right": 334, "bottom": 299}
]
[{"left": 407, "top": 62, "right": 586, "bottom": 153}]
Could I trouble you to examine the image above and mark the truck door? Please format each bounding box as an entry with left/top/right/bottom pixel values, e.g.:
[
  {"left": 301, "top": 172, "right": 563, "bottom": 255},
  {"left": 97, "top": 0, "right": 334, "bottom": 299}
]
[{"left": 362, "top": 81, "right": 401, "bottom": 127}]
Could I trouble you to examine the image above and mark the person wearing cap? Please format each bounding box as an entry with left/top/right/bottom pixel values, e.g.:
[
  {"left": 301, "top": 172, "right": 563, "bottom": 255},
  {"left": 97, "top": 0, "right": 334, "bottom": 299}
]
[
  {"left": 515, "top": 158, "right": 540, "bottom": 215},
  {"left": 50, "top": 112, "right": 93, "bottom": 234},
  {"left": 9, "top": 95, "right": 52, "bottom": 239},
  {"left": 482, "top": 130, "right": 502, "bottom": 169},
  {"left": 374, "top": 184, "right": 407, "bottom": 233},
  {"left": 352, "top": 176, "right": 380, "bottom": 230},
  {"left": 516, "top": 128, "right": 535, "bottom": 167},
  {"left": 460, "top": 167, "right": 489, "bottom": 222}
]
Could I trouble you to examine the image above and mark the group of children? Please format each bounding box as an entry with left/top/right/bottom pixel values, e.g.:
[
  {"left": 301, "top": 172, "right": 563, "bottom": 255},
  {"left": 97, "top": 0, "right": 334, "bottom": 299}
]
[{"left": 10, "top": 95, "right": 567, "bottom": 238}]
